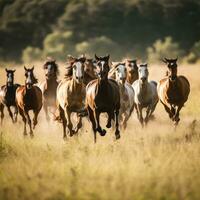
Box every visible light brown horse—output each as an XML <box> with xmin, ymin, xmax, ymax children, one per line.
<box><xmin>125</xmin><ymin>59</ymin><xmax>138</xmax><ymax>84</ymax></box>
<box><xmin>56</xmin><ymin>56</ymin><xmax>86</xmax><ymax>138</ymax></box>
<box><xmin>38</xmin><ymin>58</ymin><xmax>59</xmax><ymax>122</ymax></box>
<box><xmin>86</xmin><ymin>54</ymin><xmax>120</xmax><ymax>143</ymax></box>
<box><xmin>16</xmin><ymin>67</ymin><xmax>42</xmax><ymax>137</ymax></box>
<box><xmin>0</xmin><ymin>69</ymin><xmax>20</xmax><ymax>124</ymax></box>
<box><xmin>157</xmin><ymin>58</ymin><xmax>190</xmax><ymax>125</ymax></box>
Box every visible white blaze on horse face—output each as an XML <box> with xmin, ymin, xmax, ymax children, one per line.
<box><xmin>117</xmin><ymin>64</ymin><xmax>126</xmax><ymax>80</ymax></box>
<box><xmin>75</xmin><ymin>62</ymin><xmax>83</xmax><ymax>78</ymax></box>
<box><xmin>101</xmin><ymin>61</ymin><xmax>105</xmax><ymax>71</ymax></box>
<box><xmin>7</xmin><ymin>73</ymin><xmax>13</xmax><ymax>83</ymax></box>
<box><xmin>26</xmin><ymin>71</ymin><xmax>32</xmax><ymax>84</ymax></box>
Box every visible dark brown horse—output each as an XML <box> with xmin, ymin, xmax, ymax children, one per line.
<box><xmin>38</xmin><ymin>58</ymin><xmax>59</xmax><ymax>122</ymax></box>
<box><xmin>125</xmin><ymin>59</ymin><xmax>138</xmax><ymax>84</ymax></box>
<box><xmin>157</xmin><ymin>58</ymin><xmax>190</xmax><ymax>125</ymax></box>
<box><xmin>0</xmin><ymin>69</ymin><xmax>20</xmax><ymax>124</ymax></box>
<box><xmin>56</xmin><ymin>56</ymin><xmax>86</xmax><ymax>138</ymax></box>
<box><xmin>85</xmin><ymin>54</ymin><xmax>120</xmax><ymax>143</ymax></box>
<box><xmin>83</xmin><ymin>58</ymin><xmax>97</xmax><ymax>85</ymax></box>
<box><xmin>16</xmin><ymin>67</ymin><xmax>42</xmax><ymax>137</ymax></box>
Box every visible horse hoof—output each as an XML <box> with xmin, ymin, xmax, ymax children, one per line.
<box><xmin>106</xmin><ymin>123</ymin><xmax>111</xmax><ymax>128</ymax></box>
<box><xmin>63</xmin><ymin>136</ymin><xmax>67</xmax><ymax>140</ymax></box>
<box><xmin>115</xmin><ymin>132</ymin><xmax>120</xmax><ymax>140</ymax></box>
<box><xmin>69</xmin><ymin>130</ymin><xmax>75</xmax><ymax>137</ymax></box>
<box><xmin>100</xmin><ymin>129</ymin><xmax>106</xmax><ymax>136</ymax></box>
<box><xmin>30</xmin><ymin>134</ymin><xmax>34</xmax><ymax>138</ymax></box>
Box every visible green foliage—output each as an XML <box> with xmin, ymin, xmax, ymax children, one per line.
<box><xmin>147</xmin><ymin>37</ymin><xmax>185</xmax><ymax>62</ymax></box>
<box><xmin>76</xmin><ymin>36</ymin><xmax>122</xmax><ymax>59</ymax></box>
<box><xmin>184</xmin><ymin>41</ymin><xmax>200</xmax><ymax>63</ymax></box>
<box><xmin>43</xmin><ymin>31</ymin><xmax>76</xmax><ymax>61</ymax></box>
<box><xmin>22</xmin><ymin>46</ymin><xmax>42</xmax><ymax>63</ymax></box>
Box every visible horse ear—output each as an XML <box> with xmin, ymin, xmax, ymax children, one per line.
<box><xmin>31</xmin><ymin>66</ymin><xmax>34</xmax><ymax>71</ymax></box>
<box><xmin>95</xmin><ymin>54</ymin><xmax>99</xmax><ymax>61</ymax></box>
<box><xmin>105</xmin><ymin>54</ymin><xmax>110</xmax><ymax>61</ymax></box>
<box><xmin>24</xmin><ymin>66</ymin><xmax>27</xmax><ymax>71</ymax></box>
<box><xmin>12</xmin><ymin>69</ymin><xmax>16</xmax><ymax>72</ymax></box>
<box><xmin>5</xmin><ymin>68</ymin><xmax>8</xmax><ymax>72</ymax></box>
<box><xmin>175</xmin><ymin>57</ymin><xmax>178</xmax><ymax>62</ymax></box>
<box><xmin>162</xmin><ymin>58</ymin><xmax>167</xmax><ymax>64</ymax></box>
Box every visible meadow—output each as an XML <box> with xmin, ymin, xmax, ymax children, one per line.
<box><xmin>0</xmin><ymin>62</ymin><xmax>200</xmax><ymax>200</ymax></box>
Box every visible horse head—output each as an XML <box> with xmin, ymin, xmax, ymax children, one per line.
<box><xmin>5</xmin><ymin>68</ymin><xmax>15</xmax><ymax>87</ymax></box>
<box><xmin>67</xmin><ymin>55</ymin><xmax>86</xmax><ymax>84</ymax></box>
<box><xmin>162</xmin><ymin>57</ymin><xmax>178</xmax><ymax>81</ymax></box>
<box><xmin>138</xmin><ymin>63</ymin><xmax>149</xmax><ymax>84</ymax></box>
<box><xmin>43</xmin><ymin>57</ymin><xmax>59</xmax><ymax>79</ymax></box>
<box><xmin>24</xmin><ymin>66</ymin><xmax>38</xmax><ymax>89</ymax></box>
<box><xmin>94</xmin><ymin>54</ymin><xmax>110</xmax><ymax>80</ymax></box>
<box><xmin>112</xmin><ymin>62</ymin><xmax>127</xmax><ymax>84</ymax></box>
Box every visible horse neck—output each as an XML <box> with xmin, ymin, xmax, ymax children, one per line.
<box><xmin>71</xmin><ymin>78</ymin><xmax>84</xmax><ymax>91</ymax></box>
<box><xmin>46</xmin><ymin>76</ymin><xmax>57</xmax><ymax>87</ymax></box>
<box><xmin>168</xmin><ymin>78</ymin><xmax>178</xmax><ymax>90</ymax></box>
<box><xmin>118</xmin><ymin>81</ymin><xmax>126</xmax><ymax>96</ymax></box>
<box><xmin>139</xmin><ymin>81</ymin><xmax>148</xmax><ymax>97</ymax></box>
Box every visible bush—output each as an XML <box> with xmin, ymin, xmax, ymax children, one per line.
<box><xmin>22</xmin><ymin>46</ymin><xmax>42</xmax><ymax>63</ymax></box>
<box><xmin>76</xmin><ymin>36</ymin><xmax>122</xmax><ymax>59</ymax></box>
<box><xmin>43</xmin><ymin>31</ymin><xmax>76</xmax><ymax>61</ymax></box>
<box><xmin>147</xmin><ymin>36</ymin><xmax>185</xmax><ymax>63</ymax></box>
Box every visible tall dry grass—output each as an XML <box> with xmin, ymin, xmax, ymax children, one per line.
<box><xmin>0</xmin><ymin>62</ymin><xmax>200</xmax><ymax>200</ymax></box>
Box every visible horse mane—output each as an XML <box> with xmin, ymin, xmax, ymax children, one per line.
<box><xmin>64</xmin><ymin>62</ymin><xmax>73</xmax><ymax>79</ymax></box>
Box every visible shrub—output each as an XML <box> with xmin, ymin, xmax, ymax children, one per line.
<box><xmin>22</xmin><ymin>46</ymin><xmax>42</xmax><ymax>63</ymax></box>
<box><xmin>147</xmin><ymin>36</ymin><xmax>185</xmax><ymax>63</ymax></box>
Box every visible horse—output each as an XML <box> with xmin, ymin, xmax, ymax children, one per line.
<box><xmin>109</xmin><ymin>62</ymin><xmax>135</xmax><ymax>129</ymax></box>
<box><xmin>132</xmin><ymin>63</ymin><xmax>158</xmax><ymax>127</ymax></box>
<box><xmin>16</xmin><ymin>67</ymin><xmax>42</xmax><ymax>137</ymax></box>
<box><xmin>38</xmin><ymin>58</ymin><xmax>59</xmax><ymax>122</ymax></box>
<box><xmin>125</xmin><ymin>59</ymin><xmax>138</xmax><ymax>84</ymax></box>
<box><xmin>83</xmin><ymin>58</ymin><xmax>97</xmax><ymax>85</ymax></box>
<box><xmin>157</xmin><ymin>58</ymin><xmax>190</xmax><ymax>125</ymax></box>
<box><xmin>0</xmin><ymin>69</ymin><xmax>20</xmax><ymax>124</ymax></box>
<box><xmin>56</xmin><ymin>55</ymin><xmax>86</xmax><ymax>138</ymax></box>
<box><xmin>85</xmin><ymin>54</ymin><xmax>120</xmax><ymax>143</ymax></box>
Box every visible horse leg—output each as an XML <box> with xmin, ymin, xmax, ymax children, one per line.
<box><xmin>137</xmin><ymin>104</ymin><xmax>144</xmax><ymax>127</ymax></box>
<box><xmin>94</xmin><ymin>109</ymin><xmax>106</xmax><ymax>136</ymax></box>
<box><xmin>58</xmin><ymin>105</ymin><xmax>67</xmax><ymax>139</ymax></box>
<box><xmin>144</xmin><ymin>106</ymin><xmax>151</xmax><ymax>125</ymax></box>
<box><xmin>24</xmin><ymin>111</ymin><xmax>33</xmax><ymax>138</ymax></box>
<box><xmin>18</xmin><ymin>108</ymin><xmax>27</xmax><ymax>136</ymax></box>
<box><xmin>0</xmin><ymin>104</ymin><xmax>4</xmax><ymax>125</ymax></box>
<box><xmin>13</xmin><ymin>106</ymin><xmax>18</xmax><ymax>123</ymax></box>
<box><xmin>106</xmin><ymin>111</ymin><xmax>114</xmax><ymax>128</ymax></box>
<box><xmin>43</xmin><ymin>103</ymin><xmax>50</xmax><ymax>122</ymax></box>
<box><xmin>33</xmin><ymin>110</ymin><xmax>39</xmax><ymax>129</ymax></box>
<box><xmin>114</xmin><ymin>109</ymin><xmax>120</xmax><ymax>140</ymax></box>
<box><xmin>65</xmin><ymin>108</ymin><xmax>74</xmax><ymax>137</ymax></box>
<box><xmin>74</xmin><ymin>114</ymin><xmax>82</xmax><ymax>134</ymax></box>
<box><xmin>7</xmin><ymin>106</ymin><xmax>14</xmax><ymax>123</ymax></box>
<box><xmin>161</xmin><ymin>102</ymin><xmax>173</xmax><ymax>119</ymax></box>
<box><xmin>87</xmin><ymin>107</ymin><xmax>97</xmax><ymax>143</ymax></box>
<box><xmin>173</xmin><ymin>104</ymin><xmax>183</xmax><ymax>126</ymax></box>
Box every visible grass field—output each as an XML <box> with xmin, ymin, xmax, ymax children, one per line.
<box><xmin>0</xmin><ymin>62</ymin><xmax>200</xmax><ymax>200</ymax></box>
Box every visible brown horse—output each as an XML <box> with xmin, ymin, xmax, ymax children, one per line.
<box><xmin>0</xmin><ymin>69</ymin><xmax>20</xmax><ymax>124</ymax></box>
<box><xmin>125</xmin><ymin>59</ymin><xmax>138</xmax><ymax>84</ymax></box>
<box><xmin>83</xmin><ymin>58</ymin><xmax>97</xmax><ymax>85</ymax></box>
<box><xmin>85</xmin><ymin>54</ymin><xmax>120</xmax><ymax>143</ymax></box>
<box><xmin>157</xmin><ymin>58</ymin><xmax>190</xmax><ymax>125</ymax></box>
<box><xmin>56</xmin><ymin>56</ymin><xmax>86</xmax><ymax>138</ymax></box>
<box><xmin>16</xmin><ymin>67</ymin><xmax>42</xmax><ymax>137</ymax></box>
<box><xmin>38</xmin><ymin>58</ymin><xmax>59</xmax><ymax>122</ymax></box>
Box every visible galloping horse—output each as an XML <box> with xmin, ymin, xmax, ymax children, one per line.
<box><xmin>0</xmin><ymin>69</ymin><xmax>20</xmax><ymax>124</ymax></box>
<box><xmin>38</xmin><ymin>58</ymin><xmax>59</xmax><ymax>122</ymax></box>
<box><xmin>132</xmin><ymin>63</ymin><xmax>158</xmax><ymax>127</ymax></box>
<box><xmin>83</xmin><ymin>58</ymin><xmax>97</xmax><ymax>85</ymax></box>
<box><xmin>86</xmin><ymin>54</ymin><xmax>120</xmax><ymax>143</ymax></box>
<box><xmin>56</xmin><ymin>56</ymin><xmax>86</xmax><ymax>138</ymax></box>
<box><xmin>157</xmin><ymin>58</ymin><xmax>190</xmax><ymax>125</ymax></box>
<box><xmin>125</xmin><ymin>59</ymin><xmax>138</xmax><ymax>84</ymax></box>
<box><xmin>16</xmin><ymin>67</ymin><xmax>42</xmax><ymax>137</ymax></box>
<box><xmin>110</xmin><ymin>62</ymin><xmax>135</xmax><ymax>129</ymax></box>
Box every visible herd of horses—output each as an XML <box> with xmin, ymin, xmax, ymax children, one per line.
<box><xmin>0</xmin><ymin>55</ymin><xmax>190</xmax><ymax>142</ymax></box>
